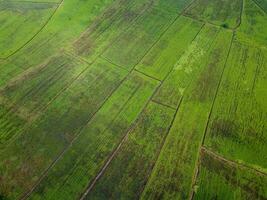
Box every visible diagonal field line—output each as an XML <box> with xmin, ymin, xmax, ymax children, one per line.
<box><xmin>133</xmin><ymin>68</ymin><xmax>163</xmax><ymax>83</ymax></box>
<box><xmin>1</xmin><ymin>0</ymin><xmax>64</xmax><ymax>60</ymax></box>
<box><xmin>189</xmin><ymin>31</ymin><xmax>235</xmax><ymax>200</ymax></box>
<box><xmin>151</xmin><ymin>99</ymin><xmax>176</xmax><ymax>110</ymax></box>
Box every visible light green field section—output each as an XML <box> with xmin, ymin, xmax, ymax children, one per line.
<box><xmin>0</xmin><ymin>58</ymin><xmax>128</xmax><ymax>199</ymax></box>
<box><xmin>102</xmin><ymin>7</ymin><xmax>176</xmax><ymax>69</ymax></box>
<box><xmin>184</xmin><ymin>0</ymin><xmax>242</xmax><ymax>28</ymax></box>
<box><xmin>141</xmin><ymin>29</ymin><xmax>233</xmax><ymax>200</ymax></box>
<box><xmin>193</xmin><ymin>148</ymin><xmax>267</xmax><ymax>199</ymax></box>
<box><xmin>135</xmin><ymin>16</ymin><xmax>203</xmax><ymax>80</ymax></box>
<box><xmin>0</xmin><ymin>1</ymin><xmax>58</xmax><ymax>58</ymax></box>
<box><xmin>237</xmin><ymin>0</ymin><xmax>267</xmax><ymax>48</ymax></box>
<box><xmin>86</xmin><ymin>102</ymin><xmax>175</xmax><ymax>199</ymax></box>
<box><xmin>204</xmin><ymin>41</ymin><xmax>267</xmax><ymax>172</ymax></box>
<box><xmin>28</xmin><ymin>72</ymin><xmax>159</xmax><ymax>200</ymax></box>
<box><xmin>153</xmin><ymin>24</ymin><xmax>219</xmax><ymax>108</ymax></box>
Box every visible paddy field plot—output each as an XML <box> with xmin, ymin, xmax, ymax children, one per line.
<box><xmin>0</xmin><ymin>0</ymin><xmax>266</xmax><ymax>199</ymax></box>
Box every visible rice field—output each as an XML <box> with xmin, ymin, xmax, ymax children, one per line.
<box><xmin>0</xmin><ymin>0</ymin><xmax>266</xmax><ymax>199</ymax></box>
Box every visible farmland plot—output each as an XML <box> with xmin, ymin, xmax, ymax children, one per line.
<box><xmin>102</xmin><ymin>6</ymin><xmax>176</xmax><ymax>69</ymax></box>
<box><xmin>0</xmin><ymin>0</ymin><xmax>115</xmax><ymax>87</ymax></box>
<box><xmin>141</xmin><ymin>29</ymin><xmax>233</xmax><ymax>200</ymax></box>
<box><xmin>27</xmin><ymin>72</ymin><xmax>159</xmax><ymax>200</ymax></box>
<box><xmin>0</xmin><ymin>58</ymin><xmax>128</xmax><ymax>199</ymax></box>
<box><xmin>204</xmin><ymin>42</ymin><xmax>267</xmax><ymax>171</ymax></box>
<box><xmin>184</xmin><ymin>0</ymin><xmax>242</xmax><ymax>28</ymax></box>
<box><xmin>0</xmin><ymin>1</ymin><xmax>58</xmax><ymax>58</ymax></box>
<box><xmin>0</xmin><ymin>54</ymin><xmax>89</xmax><ymax>147</ymax></box>
<box><xmin>153</xmin><ymin>24</ymin><xmax>219</xmax><ymax>108</ymax></box>
<box><xmin>193</xmin><ymin>148</ymin><xmax>267</xmax><ymax>199</ymax></box>
<box><xmin>237</xmin><ymin>0</ymin><xmax>267</xmax><ymax>48</ymax></box>
<box><xmin>72</xmin><ymin>0</ymin><xmax>154</xmax><ymax>63</ymax></box>
<box><xmin>86</xmin><ymin>102</ymin><xmax>175</xmax><ymax>200</ymax></box>
<box><xmin>135</xmin><ymin>16</ymin><xmax>203</xmax><ymax>80</ymax></box>
<box><xmin>0</xmin><ymin>0</ymin><xmax>266</xmax><ymax>199</ymax></box>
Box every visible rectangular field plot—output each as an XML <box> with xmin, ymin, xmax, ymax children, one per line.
<box><xmin>193</xmin><ymin>148</ymin><xmax>267</xmax><ymax>199</ymax></box>
<box><xmin>0</xmin><ymin>54</ymin><xmax>89</xmax><ymax>147</ymax></box>
<box><xmin>204</xmin><ymin>41</ymin><xmax>267</xmax><ymax>172</ymax></box>
<box><xmin>237</xmin><ymin>0</ymin><xmax>267</xmax><ymax>47</ymax></box>
<box><xmin>135</xmin><ymin>16</ymin><xmax>203</xmax><ymax>80</ymax></box>
<box><xmin>153</xmin><ymin>24</ymin><xmax>219</xmax><ymax>108</ymax></box>
<box><xmin>27</xmin><ymin>71</ymin><xmax>159</xmax><ymax>200</ymax></box>
<box><xmin>184</xmin><ymin>0</ymin><xmax>242</xmax><ymax>28</ymax></box>
<box><xmin>72</xmin><ymin>0</ymin><xmax>152</xmax><ymax>63</ymax></box>
<box><xmin>0</xmin><ymin>1</ymin><xmax>58</xmax><ymax>58</ymax></box>
<box><xmin>86</xmin><ymin>101</ymin><xmax>175</xmax><ymax>200</ymax></box>
<box><xmin>0</xmin><ymin>58</ymin><xmax>128</xmax><ymax>200</ymax></box>
<box><xmin>141</xmin><ymin>29</ymin><xmax>233</xmax><ymax>200</ymax></box>
<box><xmin>102</xmin><ymin>7</ymin><xmax>176</xmax><ymax>69</ymax></box>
